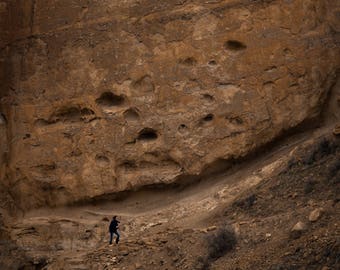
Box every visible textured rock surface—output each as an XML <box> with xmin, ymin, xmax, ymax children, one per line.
<box><xmin>0</xmin><ymin>0</ymin><xmax>339</xmax><ymax>209</ymax></box>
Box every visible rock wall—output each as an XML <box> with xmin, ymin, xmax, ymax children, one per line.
<box><xmin>0</xmin><ymin>0</ymin><xmax>339</xmax><ymax>210</ymax></box>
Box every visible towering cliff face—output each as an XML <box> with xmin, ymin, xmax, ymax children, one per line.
<box><xmin>0</xmin><ymin>0</ymin><xmax>339</xmax><ymax>210</ymax></box>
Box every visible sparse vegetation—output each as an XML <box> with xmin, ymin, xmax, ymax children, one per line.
<box><xmin>233</xmin><ymin>194</ymin><xmax>256</xmax><ymax>210</ymax></box>
<box><xmin>207</xmin><ymin>227</ymin><xmax>237</xmax><ymax>260</ymax></box>
<box><xmin>196</xmin><ymin>226</ymin><xmax>237</xmax><ymax>269</ymax></box>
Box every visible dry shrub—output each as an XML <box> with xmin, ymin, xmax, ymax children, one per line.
<box><xmin>196</xmin><ymin>226</ymin><xmax>237</xmax><ymax>270</ymax></box>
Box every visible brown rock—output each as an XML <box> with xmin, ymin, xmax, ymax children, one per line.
<box><xmin>290</xmin><ymin>221</ymin><xmax>307</xmax><ymax>239</ymax></box>
<box><xmin>309</xmin><ymin>208</ymin><xmax>323</xmax><ymax>222</ymax></box>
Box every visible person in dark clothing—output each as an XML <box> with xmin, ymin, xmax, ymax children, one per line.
<box><xmin>109</xmin><ymin>216</ymin><xmax>120</xmax><ymax>244</ymax></box>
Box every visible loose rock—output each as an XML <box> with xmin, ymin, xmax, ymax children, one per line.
<box><xmin>309</xmin><ymin>208</ymin><xmax>323</xmax><ymax>222</ymax></box>
<box><xmin>290</xmin><ymin>221</ymin><xmax>307</xmax><ymax>239</ymax></box>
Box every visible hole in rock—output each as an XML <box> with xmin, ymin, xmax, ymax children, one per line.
<box><xmin>81</xmin><ymin>108</ymin><xmax>95</xmax><ymax>115</ymax></box>
<box><xmin>0</xmin><ymin>113</ymin><xmax>7</xmax><ymax>125</ymax></box>
<box><xmin>137</xmin><ymin>128</ymin><xmax>158</xmax><ymax>141</ymax></box>
<box><xmin>202</xmin><ymin>114</ymin><xmax>214</xmax><ymax>122</ymax></box>
<box><xmin>34</xmin><ymin>119</ymin><xmax>51</xmax><ymax>127</ymax></box>
<box><xmin>224</xmin><ymin>40</ymin><xmax>247</xmax><ymax>51</ymax></box>
<box><xmin>23</xmin><ymin>133</ymin><xmax>31</xmax><ymax>139</ymax></box>
<box><xmin>202</xmin><ymin>94</ymin><xmax>214</xmax><ymax>102</ymax></box>
<box><xmin>124</xmin><ymin>108</ymin><xmax>140</xmax><ymax>121</ymax></box>
<box><xmin>54</xmin><ymin>106</ymin><xmax>82</xmax><ymax>122</ymax></box>
<box><xmin>178</xmin><ymin>124</ymin><xmax>188</xmax><ymax>133</ymax></box>
<box><xmin>179</xmin><ymin>57</ymin><xmax>197</xmax><ymax>66</ymax></box>
<box><xmin>120</xmin><ymin>160</ymin><xmax>137</xmax><ymax>169</ymax></box>
<box><xmin>95</xmin><ymin>154</ymin><xmax>110</xmax><ymax>166</ymax></box>
<box><xmin>283</xmin><ymin>48</ymin><xmax>292</xmax><ymax>55</ymax></box>
<box><xmin>208</xmin><ymin>60</ymin><xmax>217</xmax><ymax>66</ymax></box>
<box><xmin>96</xmin><ymin>92</ymin><xmax>124</xmax><ymax>106</ymax></box>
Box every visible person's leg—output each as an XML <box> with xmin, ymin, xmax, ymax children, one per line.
<box><xmin>109</xmin><ymin>232</ymin><xmax>113</xmax><ymax>244</ymax></box>
<box><xmin>115</xmin><ymin>230</ymin><xmax>120</xmax><ymax>244</ymax></box>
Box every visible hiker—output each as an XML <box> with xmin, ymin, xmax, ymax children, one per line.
<box><xmin>109</xmin><ymin>216</ymin><xmax>120</xmax><ymax>244</ymax></box>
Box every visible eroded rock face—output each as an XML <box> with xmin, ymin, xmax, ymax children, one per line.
<box><xmin>0</xmin><ymin>0</ymin><xmax>339</xmax><ymax>209</ymax></box>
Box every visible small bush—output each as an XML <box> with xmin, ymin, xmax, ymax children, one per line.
<box><xmin>303</xmin><ymin>138</ymin><xmax>338</xmax><ymax>165</ymax></box>
<box><xmin>207</xmin><ymin>227</ymin><xmax>237</xmax><ymax>260</ymax></box>
<box><xmin>195</xmin><ymin>226</ymin><xmax>237</xmax><ymax>270</ymax></box>
<box><xmin>233</xmin><ymin>194</ymin><xmax>256</xmax><ymax>210</ymax></box>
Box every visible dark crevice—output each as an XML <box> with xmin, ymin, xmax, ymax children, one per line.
<box><xmin>320</xmin><ymin>71</ymin><xmax>339</xmax><ymax>124</ymax></box>
<box><xmin>34</xmin><ymin>106</ymin><xmax>96</xmax><ymax>126</ymax></box>
<box><xmin>23</xmin><ymin>133</ymin><xmax>31</xmax><ymax>140</ymax></box>
<box><xmin>96</xmin><ymin>92</ymin><xmax>124</xmax><ymax>106</ymax></box>
<box><xmin>54</xmin><ymin>106</ymin><xmax>82</xmax><ymax>120</ymax></box>
<box><xmin>202</xmin><ymin>114</ymin><xmax>214</xmax><ymax>122</ymax></box>
<box><xmin>0</xmin><ymin>113</ymin><xmax>7</xmax><ymax>125</ymax></box>
<box><xmin>81</xmin><ymin>108</ymin><xmax>95</xmax><ymax>115</ymax></box>
<box><xmin>224</xmin><ymin>40</ymin><xmax>247</xmax><ymax>51</ymax></box>
<box><xmin>137</xmin><ymin>128</ymin><xmax>158</xmax><ymax>141</ymax></box>
<box><xmin>178</xmin><ymin>124</ymin><xmax>188</xmax><ymax>133</ymax></box>
<box><xmin>202</xmin><ymin>94</ymin><xmax>214</xmax><ymax>102</ymax></box>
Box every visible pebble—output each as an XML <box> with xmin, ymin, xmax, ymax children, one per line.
<box><xmin>290</xmin><ymin>221</ymin><xmax>307</xmax><ymax>239</ymax></box>
<box><xmin>309</xmin><ymin>208</ymin><xmax>323</xmax><ymax>222</ymax></box>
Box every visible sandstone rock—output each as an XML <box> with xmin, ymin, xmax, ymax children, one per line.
<box><xmin>0</xmin><ymin>0</ymin><xmax>339</xmax><ymax>212</ymax></box>
<box><xmin>309</xmin><ymin>208</ymin><xmax>323</xmax><ymax>222</ymax></box>
<box><xmin>290</xmin><ymin>221</ymin><xmax>307</xmax><ymax>239</ymax></box>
